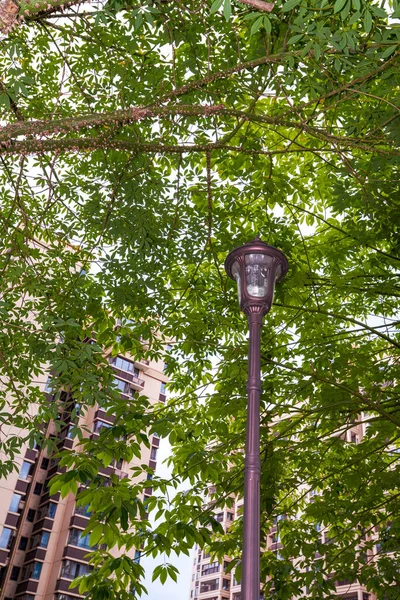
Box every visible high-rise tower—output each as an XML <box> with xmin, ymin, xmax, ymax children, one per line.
<box><xmin>0</xmin><ymin>345</ymin><xmax>167</xmax><ymax>600</ymax></box>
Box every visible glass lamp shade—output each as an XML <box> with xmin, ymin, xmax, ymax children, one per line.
<box><xmin>225</xmin><ymin>238</ymin><xmax>288</xmax><ymax>315</ymax></box>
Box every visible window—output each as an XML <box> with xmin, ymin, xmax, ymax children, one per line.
<box><xmin>273</xmin><ymin>514</ymin><xmax>285</xmax><ymax>525</ymax></box>
<box><xmin>202</xmin><ymin>561</ymin><xmax>220</xmax><ymax>576</ymax></box>
<box><xmin>200</xmin><ymin>579</ymin><xmax>219</xmax><ymax>593</ymax></box>
<box><xmin>226</xmin><ymin>512</ymin><xmax>234</xmax><ymax>521</ymax></box>
<box><xmin>93</xmin><ymin>420</ymin><xmax>112</xmax><ymax>434</ymax></box>
<box><xmin>68</xmin><ymin>528</ymin><xmax>94</xmax><ymax>550</ymax></box>
<box><xmin>134</xmin><ymin>550</ymin><xmax>141</xmax><ymax>564</ymax></box>
<box><xmin>222</xmin><ymin>578</ymin><xmax>230</xmax><ymax>591</ymax></box>
<box><xmin>0</xmin><ymin>527</ymin><xmax>13</xmax><ymax>549</ymax></box>
<box><xmin>34</xmin><ymin>482</ymin><xmax>43</xmax><ymax>495</ymax></box>
<box><xmin>31</xmin><ymin>531</ymin><xmax>51</xmax><ymax>549</ymax></box>
<box><xmin>26</xmin><ymin>509</ymin><xmax>35</xmax><ymax>522</ymax></box>
<box><xmin>19</xmin><ymin>537</ymin><xmax>28</xmax><ymax>551</ymax></box>
<box><xmin>60</xmin><ymin>559</ymin><xmax>91</xmax><ymax>580</ymax></box>
<box><xmin>30</xmin><ymin>535</ymin><xmax>41</xmax><ymax>549</ymax></box>
<box><xmin>113</xmin><ymin>458</ymin><xmax>123</xmax><ymax>470</ymax></box>
<box><xmin>150</xmin><ymin>447</ymin><xmax>158</xmax><ymax>460</ymax></box>
<box><xmin>33</xmin><ymin>561</ymin><xmax>43</xmax><ymax>579</ymax></box>
<box><xmin>351</xmin><ymin>433</ymin><xmax>359</xmax><ymax>444</ymax></box>
<box><xmin>160</xmin><ymin>382</ymin><xmax>166</xmax><ymax>395</ymax></box>
<box><xmin>271</xmin><ymin>532</ymin><xmax>280</xmax><ymax>544</ymax></box>
<box><xmin>113</xmin><ymin>378</ymin><xmax>130</xmax><ymax>395</ymax></box>
<box><xmin>215</xmin><ymin>512</ymin><xmax>224</xmax><ymax>522</ymax></box>
<box><xmin>65</xmin><ymin>424</ymin><xmax>75</xmax><ymax>439</ymax></box>
<box><xmin>75</xmin><ymin>504</ymin><xmax>91</xmax><ymax>517</ymax></box>
<box><xmin>19</xmin><ymin>461</ymin><xmax>34</xmax><ymax>480</ymax></box>
<box><xmin>37</xmin><ymin>502</ymin><xmax>57</xmax><ymax>521</ymax></box>
<box><xmin>10</xmin><ymin>566</ymin><xmax>20</xmax><ymax>581</ymax></box>
<box><xmin>112</xmin><ymin>356</ymin><xmax>135</xmax><ymax>373</ymax></box>
<box><xmin>41</xmin><ymin>458</ymin><xmax>49</xmax><ymax>469</ymax></box>
<box><xmin>21</xmin><ymin>561</ymin><xmax>42</xmax><ymax>581</ymax></box>
<box><xmin>40</xmin><ymin>531</ymin><xmax>50</xmax><ymax>548</ymax></box>
<box><xmin>9</xmin><ymin>493</ymin><xmax>22</xmax><ymax>513</ymax></box>
<box><xmin>44</xmin><ymin>377</ymin><xmax>53</xmax><ymax>393</ymax></box>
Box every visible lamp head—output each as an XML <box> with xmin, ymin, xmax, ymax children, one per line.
<box><xmin>225</xmin><ymin>237</ymin><xmax>288</xmax><ymax>317</ymax></box>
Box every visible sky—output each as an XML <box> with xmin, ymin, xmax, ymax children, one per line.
<box><xmin>141</xmin><ymin>436</ymin><xmax>193</xmax><ymax>600</ymax></box>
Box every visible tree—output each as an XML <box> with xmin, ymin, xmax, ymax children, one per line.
<box><xmin>0</xmin><ymin>0</ymin><xmax>399</xmax><ymax>597</ymax></box>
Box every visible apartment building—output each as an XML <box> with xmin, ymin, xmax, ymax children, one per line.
<box><xmin>0</xmin><ymin>343</ymin><xmax>168</xmax><ymax>600</ymax></box>
<box><xmin>189</xmin><ymin>419</ymin><xmax>381</xmax><ymax>600</ymax></box>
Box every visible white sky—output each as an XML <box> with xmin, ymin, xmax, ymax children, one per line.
<box><xmin>142</xmin><ymin>436</ymin><xmax>193</xmax><ymax>600</ymax></box>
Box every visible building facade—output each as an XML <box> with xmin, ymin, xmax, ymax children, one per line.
<box><xmin>0</xmin><ymin>345</ymin><xmax>167</xmax><ymax>600</ymax></box>
<box><xmin>189</xmin><ymin>420</ymin><xmax>380</xmax><ymax>600</ymax></box>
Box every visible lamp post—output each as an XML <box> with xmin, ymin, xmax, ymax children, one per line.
<box><xmin>225</xmin><ymin>237</ymin><xmax>288</xmax><ymax>600</ymax></box>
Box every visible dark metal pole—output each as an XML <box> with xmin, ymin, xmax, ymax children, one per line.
<box><xmin>242</xmin><ymin>310</ymin><xmax>262</xmax><ymax>600</ymax></box>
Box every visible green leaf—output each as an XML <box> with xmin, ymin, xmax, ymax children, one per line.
<box><xmin>250</xmin><ymin>15</ymin><xmax>263</xmax><ymax>34</ymax></box>
<box><xmin>349</xmin><ymin>11</ymin><xmax>360</xmax><ymax>24</ymax></box>
<box><xmin>370</xmin><ymin>5</ymin><xmax>387</xmax><ymax>18</ymax></box>
<box><xmin>223</xmin><ymin>0</ymin><xmax>231</xmax><ymax>20</ymax></box>
<box><xmin>90</xmin><ymin>524</ymin><xmax>103</xmax><ymax>546</ymax></box>
<box><xmin>0</xmin><ymin>93</ymin><xmax>11</xmax><ymax>109</ymax></box>
<box><xmin>333</xmin><ymin>0</ymin><xmax>347</xmax><ymax>13</ymax></box>
<box><xmin>288</xmin><ymin>34</ymin><xmax>305</xmax><ymax>44</ymax></box>
<box><xmin>210</xmin><ymin>0</ymin><xmax>223</xmax><ymax>14</ymax></box>
<box><xmin>380</xmin><ymin>44</ymin><xmax>397</xmax><ymax>58</ymax></box>
<box><xmin>363</xmin><ymin>9</ymin><xmax>372</xmax><ymax>32</ymax></box>
<box><xmin>263</xmin><ymin>15</ymin><xmax>272</xmax><ymax>33</ymax></box>
<box><xmin>313</xmin><ymin>43</ymin><xmax>321</xmax><ymax>61</ymax></box>
<box><xmin>281</xmin><ymin>0</ymin><xmax>302</xmax><ymax>11</ymax></box>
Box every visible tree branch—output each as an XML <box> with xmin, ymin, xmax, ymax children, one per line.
<box><xmin>238</xmin><ymin>0</ymin><xmax>274</xmax><ymax>12</ymax></box>
<box><xmin>0</xmin><ymin>105</ymin><xmax>396</xmax><ymax>156</ymax></box>
<box><xmin>2</xmin><ymin>137</ymin><xmax>399</xmax><ymax>159</ymax></box>
<box><xmin>0</xmin><ymin>0</ymin><xmax>86</xmax><ymax>32</ymax></box>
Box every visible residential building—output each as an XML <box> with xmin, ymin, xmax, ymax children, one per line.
<box><xmin>0</xmin><ymin>343</ymin><xmax>168</xmax><ymax>600</ymax></box>
<box><xmin>189</xmin><ymin>419</ymin><xmax>381</xmax><ymax>600</ymax></box>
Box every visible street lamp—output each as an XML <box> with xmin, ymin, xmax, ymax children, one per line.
<box><xmin>225</xmin><ymin>237</ymin><xmax>288</xmax><ymax>600</ymax></box>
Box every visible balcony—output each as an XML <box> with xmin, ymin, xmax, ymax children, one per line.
<box><xmin>24</xmin><ymin>548</ymin><xmax>46</xmax><ymax>563</ymax></box>
<box><xmin>32</xmin><ymin>518</ymin><xmax>54</xmax><ymax>534</ymax></box>
<box><xmin>69</xmin><ymin>515</ymin><xmax>90</xmax><ymax>529</ymax></box>
<box><xmin>24</xmin><ymin>448</ymin><xmax>38</xmax><ymax>461</ymax></box>
<box><xmin>5</xmin><ymin>513</ymin><xmax>20</xmax><ymax>528</ymax></box>
<box><xmin>112</xmin><ymin>368</ymin><xmax>145</xmax><ymax>391</ymax></box>
<box><xmin>131</xmin><ymin>375</ymin><xmax>145</xmax><ymax>391</ymax></box>
<box><xmin>63</xmin><ymin>545</ymin><xmax>91</xmax><ymax>562</ymax></box>
<box><xmin>39</xmin><ymin>491</ymin><xmax>60</xmax><ymax>506</ymax></box>
<box><xmin>94</xmin><ymin>409</ymin><xmax>115</xmax><ymax>424</ymax></box>
<box><xmin>55</xmin><ymin>578</ymin><xmax>81</xmax><ymax>594</ymax></box>
<box><xmin>134</xmin><ymin>357</ymin><xmax>150</xmax><ymax>371</ymax></box>
<box><xmin>15</xmin><ymin>580</ymin><xmax>39</xmax><ymax>595</ymax></box>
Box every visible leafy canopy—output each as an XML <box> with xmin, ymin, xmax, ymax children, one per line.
<box><xmin>0</xmin><ymin>0</ymin><xmax>399</xmax><ymax>597</ymax></box>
